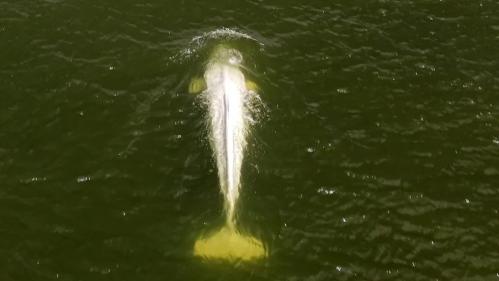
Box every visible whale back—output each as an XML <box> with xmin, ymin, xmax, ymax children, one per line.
<box><xmin>203</xmin><ymin>48</ymin><xmax>248</xmax><ymax>224</ymax></box>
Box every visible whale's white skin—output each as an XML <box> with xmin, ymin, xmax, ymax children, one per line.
<box><xmin>193</xmin><ymin>46</ymin><xmax>266</xmax><ymax>260</ymax></box>
<box><xmin>202</xmin><ymin>47</ymin><xmax>249</xmax><ymax>226</ymax></box>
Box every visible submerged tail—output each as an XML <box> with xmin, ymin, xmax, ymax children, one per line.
<box><xmin>194</xmin><ymin>225</ymin><xmax>265</xmax><ymax>261</ymax></box>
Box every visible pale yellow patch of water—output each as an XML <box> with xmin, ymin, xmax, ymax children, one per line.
<box><xmin>194</xmin><ymin>226</ymin><xmax>266</xmax><ymax>261</ymax></box>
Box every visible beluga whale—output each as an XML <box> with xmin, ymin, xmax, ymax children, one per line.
<box><xmin>189</xmin><ymin>44</ymin><xmax>265</xmax><ymax>261</ymax></box>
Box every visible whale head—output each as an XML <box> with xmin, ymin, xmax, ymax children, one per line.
<box><xmin>209</xmin><ymin>45</ymin><xmax>243</xmax><ymax>66</ymax></box>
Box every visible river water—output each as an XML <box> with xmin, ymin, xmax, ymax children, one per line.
<box><xmin>1</xmin><ymin>0</ymin><xmax>499</xmax><ymax>280</ymax></box>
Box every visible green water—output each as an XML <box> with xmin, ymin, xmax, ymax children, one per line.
<box><xmin>1</xmin><ymin>0</ymin><xmax>499</xmax><ymax>280</ymax></box>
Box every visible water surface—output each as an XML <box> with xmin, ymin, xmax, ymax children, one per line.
<box><xmin>1</xmin><ymin>0</ymin><xmax>499</xmax><ymax>280</ymax></box>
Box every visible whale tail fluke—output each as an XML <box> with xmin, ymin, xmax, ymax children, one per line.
<box><xmin>194</xmin><ymin>225</ymin><xmax>266</xmax><ymax>261</ymax></box>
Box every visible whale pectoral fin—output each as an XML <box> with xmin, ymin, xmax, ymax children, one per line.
<box><xmin>245</xmin><ymin>80</ymin><xmax>259</xmax><ymax>93</ymax></box>
<box><xmin>188</xmin><ymin>77</ymin><xmax>206</xmax><ymax>94</ymax></box>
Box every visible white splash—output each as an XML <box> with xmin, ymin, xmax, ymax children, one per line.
<box><xmin>192</xmin><ymin>27</ymin><xmax>260</xmax><ymax>46</ymax></box>
<box><xmin>173</xmin><ymin>27</ymin><xmax>263</xmax><ymax>63</ymax></box>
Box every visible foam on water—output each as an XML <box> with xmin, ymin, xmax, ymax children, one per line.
<box><xmin>172</xmin><ymin>27</ymin><xmax>263</xmax><ymax>63</ymax></box>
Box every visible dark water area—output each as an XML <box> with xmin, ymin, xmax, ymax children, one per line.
<box><xmin>1</xmin><ymin>0</ymin><xmax>499</xmax><ymax>280</ymax></box>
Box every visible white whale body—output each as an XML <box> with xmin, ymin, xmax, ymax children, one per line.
<box><xmin>191</xmin><ymin>45</ymin><xmax>265</xmax><ymax>260</ymax></box>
